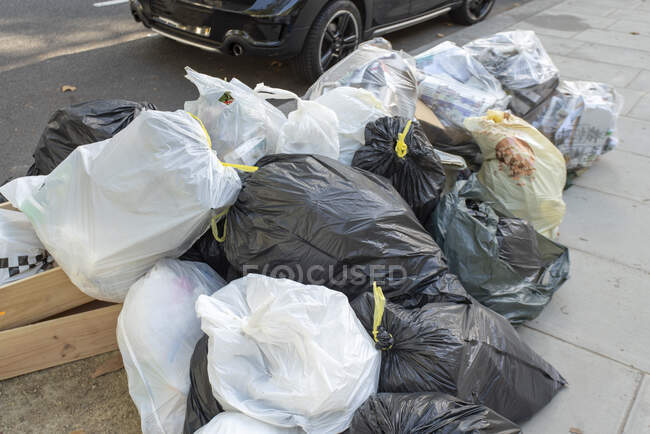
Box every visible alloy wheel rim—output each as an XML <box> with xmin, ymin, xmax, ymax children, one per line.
<box><xmin>467</xmin><ymin>0</ymin><xmax>493</xmax><ymax>20</ymax></box>
<box><xmin>319</xmin><ymin>10</ymin><xmax>359</xmax><ymax>72</ymax></box>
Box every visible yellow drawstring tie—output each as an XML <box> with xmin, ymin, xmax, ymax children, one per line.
<box><xmin>211</xmin><ymin>208</ymin><xmax>229</xmax><ymax>243</ymax></box>
<box><xmin>222</xmin><ymin>162</ymin><xmax>259</xmax><ymax>172</ymax></box>
<box><xmin>395</xmin><ymin>120</ymin><xmax>412</xmax><ymax>159</ymax></box>
<box><xmin>372</xmin><ymin>282</ymin><xmax>387</xmax><ymax>344</ymax></box>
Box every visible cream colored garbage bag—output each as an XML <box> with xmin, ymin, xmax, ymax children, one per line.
<box><xmin>464</xmin><ymin>110</ymin><xmax>566</xmax><ymax>238</ymax></box>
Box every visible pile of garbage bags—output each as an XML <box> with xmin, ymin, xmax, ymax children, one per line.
<box><xmin>2</xmin><ymin>28</ymin><xmax>630</xmax><ymax>433</ymax></box>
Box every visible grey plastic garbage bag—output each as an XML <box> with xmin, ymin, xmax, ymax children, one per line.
<box><xmin>464</xmin><ymin>30</ymin><xmax>559</xmax><ymax>117</ymax></box>
<box><xmin>304</xmin><ymin>38</ymin><xmax>419</xmax><ymax>120</ymax></box>
<box><xmin>223</xmin><ymin>154</ymin><xmax>469</xmax><ymax>307</ymax></box>
<box><xmin>350</xmin><ymin>393</ymin><xmax>521</xmax><ymax>434</ymax></box>
<box><xmin>28</xmin><ymin>99</ymin><xmax>155</xmax><ymax>176</ymax></box>
<box><xmin>526</xmin><ymin>80</ymin><xmax>623</xmax><ymax>173</ymax></box>
<box><xmin>427</xmin><ymin>175</ymin><xmax>570</xmax><ymax>324</ymax></box>
<box><xmin>352</xmin><ymin>116</ymin><xmax>446</xmax><ymax>222</ymax></box>
<box><xmin>351</xmin><ymin>290</ymin><xmax>567</xmax><ymax>423</ymax></box>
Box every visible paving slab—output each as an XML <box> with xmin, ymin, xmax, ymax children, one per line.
<box><xmin>547</xmin><ymin>3</ymin><xmax>618</xmax><ymax>18</ymax></box>
<box><xmin>575</xmin><ymin>29</ymin><xmax>650</xmax><ymax>53</ymax></box>
<box><xmin>624</xmin><ymin>375</ymin><xmax>650</xmax><ymax>433</ymax></box>
<box><xmin>559</xmin><ymin>186</ymin><xmax>650</xmax><ymax>271</ymax></box>
<box><xmin>514</xmin><ymin>20</ymin><xmax>583</xmax><ymax>39</ymax></box>
<box><xmin>534</xmin><ymin>34</ymin><xmax>587</xmax><ymax>56</ymax></box>
<box><xmin>520</xmin><ymin>328</ymin><xmax>642</xmax><ymax>434</ymax></box>
<box><xmin>626</xmin><ymin>69</ymin><xmax>650</xmax><ymax>92</ymax></box>
<box><xmin>617</xmin><ymin>116</ymin><xmax>650</xmax><ymax>156</ymax></box>
<box><xmin>628</xmin><ymin>93</ymin><xmax>650</xmax><ymax>122</ymax></box>
<box><xmin>608</xmin><ymin>18</ymin><xmax>650</xmax><ymax>37</ymax></box>
<box><xmin>572</xmin><ymin>150</ymin><xmax>650</xmax><ymax>202</ymax></box>
<box><xmin>528</xmin><ymin>249</ymin><xmax>650</xmax><ymax>373</ymax></box>
<box><xmin>567</xmin><ymin>42</ymin><xmax>650</xmax><ymax>71</ymax></box>
<box><xmin>549</xmin><ymin>54</ymin><xmax>641</xmax><ymax>88</ymax></box>
<box><xmin>616</xmin><ymin>87</ymin><xmax>646</xmax><ymax>116</ymax></box>
<box><xmin>608</xmin><ymin>8</ymin><xmax>650</xmax><ymax>23</ymax></box>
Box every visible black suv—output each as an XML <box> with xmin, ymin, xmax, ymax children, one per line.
<box><xmin>130</xmin><ymin>0</ymin><xmax>495</xmax><ymax>81</ymax></box>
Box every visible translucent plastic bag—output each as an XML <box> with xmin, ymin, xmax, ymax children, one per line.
<box><xmin>117</xmin><ymin>259</ymin><xmax>226</xmax><ymax>434</ymax></box>
<box><xmin>415</xmin><ymin>41</ymin><xmax>510</xmax><ymax>144</ymax></box>
<box><xmin>0</xmin><ymin>209</ymin><xmax>49</xmax><ymax>285</ymax></box>
<box><xmin>304</xmin><ymin>38</ymin><xmax>419</xmax><ymax>120</ymax></box>
<box><xmin>314</xmin><ymin>87</ymin><xmax>389</xmax><ymax>165</ymax></box>
<box><xmin>0</xmin><ymin>110</ymin><xmax>241</xmax><ymax>302</ymax></box>
<box><xmin>195</xmin><ymin>274</ymin><xmax>380</xmax><ymax>433</ymax></box>
<box><xmin>255</xmin><ymin>85</ymin><xmax>340</xmax><ymax>159</ymax></box>
<box><xmin>184</xmin><ymin>67</ymin><xmax>287</xmax><ymax>166</ymax></box>
<box><xmin>196</xmin><ymin>413</ymin><xmax>301</xmax><ymax>434</ymax></box>
<box><xmin>464</xmin><ymin>30</ymin><xmax>559</xmax><ymax>116</ymax></box>
<box><xmin>527</xmin><ymin>80</ymin><xmax>623</xmax><ymax>172</ymax></box>
<box><xmin>463</xmin><ymin>110</ymin><xmax>566</xmax><ymax>239</ymax></box>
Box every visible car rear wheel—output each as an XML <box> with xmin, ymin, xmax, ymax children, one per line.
<box><xmin>450</xmin><ymin>0</ymin><xmax>495</xmax><ymax>25</ymax></box>
<box><xmin>292</xmin><ymin>0</ymin><xmax>362</xmax><ymax>83</ymax></box>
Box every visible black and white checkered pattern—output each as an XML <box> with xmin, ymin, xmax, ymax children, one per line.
<box><xmin>0</xmin><ymin>252</ymin><xmax>51</xmax><ymax>282</ymax></box>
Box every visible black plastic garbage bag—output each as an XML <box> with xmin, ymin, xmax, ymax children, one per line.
<box><xmin>179</xmin><ymin>229</ymin><xmax>237</xmax><ymax>281</ymax></box>
<box><xmin>28</xmin><ymin>99</ymin><xmax>155</xmax><ymax>175</ymax></box>
<box><xmin>351</xmin><ymin>291</ymin><xmax>566</xmax><ymax>423</ymax></box>
<box><xmin>427</xmin><ymin>175</ymin><xmax>570</xmax><ymax>324</ymax></box>
<box><xmin>350</xmin><ymin>393</ymin><xmax>521</xmax><ymax>433</ymax></box>
<box><xmin>419</xmin><ymin>123</ymin><xmax>484</xmax><ymax>172</ymax></box>
<box><xmin>352</xmin><ymin>117</ymin><xmax>446</xmax><ymax>222</ymax></box>
<box><xmin>223</xmin><ymin>154</ymin><xmax>469</xmax><ymax>307</ymax></box>
<box><xmin>183</xmin><ymin>335</ymin><xmax>223</xmax><ymax>434</ymax></box>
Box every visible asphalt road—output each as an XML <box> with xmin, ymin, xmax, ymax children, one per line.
<box><xmin>0</xmin><ymin>0</ymin><xmax>527</xmax><ymax>180</ymax></box>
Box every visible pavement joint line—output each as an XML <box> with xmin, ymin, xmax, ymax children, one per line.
<box><xmin>522</xmin><ymin>325</ymin><xmax>650</xmax><ymax>376</ymax></box>
<box><xmin>617</xmin><ymin>372</ymin><xmax>645</xmax><ymax>433</ymax></box>
<box><xmin>612</xmin><ymin>147</ymin><xmax>650</xmax><ymax>159</ymax></box>
<box><xmin>559</xmin><ymin>244</ymin><xmax>650</xmax><ymax>276</ymax></box>
<box><xmin>568</xmin><ymin>183</ymin><xmax>650</xmax><ymax>207</ymax></box>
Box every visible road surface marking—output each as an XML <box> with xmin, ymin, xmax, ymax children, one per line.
<box><xmin>94</xmin><ymin>0</ymin><xmax>129</xmax><ymax>7</ymax></box>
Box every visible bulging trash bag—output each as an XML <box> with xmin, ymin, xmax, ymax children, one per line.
<box><xmin>28</xmin><ymin>99</ymin><xmax>155</xmax><ymax>176</ymax></box>
<box><xmin>304</xmin><ymin>38</ymin><xmax>419</xmax><ymax>120</ymax></box>
<box><xmin>0</xmin><ymin>110</ymin><xmax>241</xmax><ymax>302</ymax></box>
<box><xmin>463</xmin><ymin>110</ymin><xmax>566</xmax><ymax>239</ymax></box>
<box><xmin>464</xmin><ymin>30</ymin><xmax>559</xmax><ymax>117</ymax></box>
<box><xmin>195</xmin><ymin>273</ymin><xmax>381</xmax><ymax>434</ymax></box>
<box><xmin>351</xmin><ymin>288</ymin><xmax>567</xmax><ymax>423</ymax></box>
<box><xmin>184</xmin><ymin>335</ymin><xmax>223</xmax><ymax>434</ymax></box>
<box><xmin>352</xmin><ymin>116</ymin><xmax>446</xmax><ymax>222</ymax></box>
<box><xmin>196</xmin><ymin>413</ymin><xmax>301</xmax><ymax>434</ymax></box>
<box><xmin>180</xmin><ymin>229</ymin><xmax>231</xmax><ymax>280</ymax></box>
<box><xmin>0</xmin><ymin>209</ymin><xmax>50</xmax><ymax>285</ymax></box>
<box><xmin>117</xmin><ymin>259</ymin><xmax>226</xmax><ymax>434</ymax></box>
<box><xmin>314</xmin><ymin>87</ymin><xmax>390</xmax><ymax>165</ymax></box>
<box><xmin>428</xmin><ymin>175</ymin><xmax>570</xmax><ymax>324</ymax></box>
<box><xmin>415</xmin><ymin>41</ymin><xmax>510</xmax><ymax>145</ymax></box>
<box><xmin>184</xmin><ymin>67</ymin><xmax>287</xmax><ymax>166</ymax></box>
<box><xmin>223</xmin><ymin>154</ymin><xmax>469</xmax><ymax>307</ymax></box>
<box><xmin>253</xmin><ymin>85</ymin><xmax>340</xmax><ymax>160</ymax></box>
<box><xmin>350</xmin><ymin>393</ymin><xmax>521</xmax><ymax>433</ymax></box>
<box><xmin>526</xmin><ymin>80</ymin><xmax>623</xmax><ymax>173</ymax></box>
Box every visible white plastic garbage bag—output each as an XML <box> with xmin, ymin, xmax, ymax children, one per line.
<box><xmin>415</xmin><ymin>41</ymin><xmax>510</xmax><ymax>144</ymax></box>
<box><xmin>255</xmin><ymin>85</ymin><xmax>340</xmax><ymax>160</ymax></box>
<box><xmin>0</xmin><ymin>110</ymin><xmax>241</xmax><ymax>302</ymax></box>
<box><xmin>118</xmin><ymin>258</ymin><xmax>226</xmax><ymax>434</ymax></box>
<box><xmin>0</xmin><ymin>209</ymin><xmax>49</xmax><ymax>285</ymax></box>
<box><xmin>314</xmin><ymin>87</ymin><xmax>390</xmax><ymax>165</ymax></box>
<box><xmin>464</xmin><ymin>110</ymin><xmax>566</xmax><ymax>239</ymax></box>
<box><xmin>464</xmin><ymin>30</ymin><xmax>559</xmax><ymax>116</ymax></box>
<box><xmin>527</xmin><ymin>80</ymin><xmax>623</xmax><ymax>172</ymax></box>
<box><xmin>184</xmin><ymin>67</ymin><xmax>287</xmax><ymax>166</ymax></box>
<box><xmin>304</xmin><ymin>38</ymin><xmax>419</xmax><ymax>120</ymax></box>
<box><xmin>196</xmin><ymin>413</ymin><xmax>302</xmax><ymax>434</ymax></box>
<box><xmin>195</xmin><ymin>274</ymin><xmax>380</xmax><ymax>434</ymax></box>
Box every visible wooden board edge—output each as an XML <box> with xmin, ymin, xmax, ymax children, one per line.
<box><xmin>0</xmin><ymin>304</ymin><xmax>121</xmax><ymax>380</ymax></box>
<box><xmin>0</xmin><ymin>202</ymin><xmax>18</xmax><ymax>212</ymax></box>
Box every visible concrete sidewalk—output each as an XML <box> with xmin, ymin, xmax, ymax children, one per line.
<box><xmin>422</xmin><ymin>0</ymin><xmax>650</xmax><ymax>432</ymax></box>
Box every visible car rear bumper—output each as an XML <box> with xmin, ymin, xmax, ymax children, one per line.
<box><xmin>131</xmin><ymin>0</ymin><xmax>310</xmax><ymax>58</ymax></box>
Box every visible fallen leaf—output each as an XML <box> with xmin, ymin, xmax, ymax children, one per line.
<box><xmin>437</xmin><ymin>33</ymin><xmax>445</xmax><ymax>38</ymax></box>
<box><xmin>91</xmin><ymin>353</ymin><xmax>124</xmax><ymax>379</ymax></box>
<box><xmin>569</xmin><ymin>428</ymin><xmax>583</xmax><ymax>434</ymax></box>
<box><xmin>61</xmin><ymin>85</ymin><xmax>77</xmax><ymax>93</ymax></box>
<box><xmin>69</xmin><ymin>430</ymin><xmax>85</xmax><ymax>434</ymax></box>
<box><xmin>630</xmin><ymin>31</ymin><xmax>640</xmax><ymax>35</ymax></box>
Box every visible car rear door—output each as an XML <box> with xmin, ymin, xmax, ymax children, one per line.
<box><xmin>372</xmin><ymin>0</ymin><xmax>410</xmax><ymax>26</ymax></box>
<box><xmin>410</xmin><ymin>0</ymin><xmax>450</xmax><ymax>17</ymax></box>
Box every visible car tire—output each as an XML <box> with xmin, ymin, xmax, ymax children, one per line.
<box><xmin>292</xmin><ymin>0</ymin><xmax>362</xmax><ymax>83</ymax></box>
<box><xmin>450</xmin><ymin>0</ymin><xmax>495</xmax><ymax>25</ymax></box>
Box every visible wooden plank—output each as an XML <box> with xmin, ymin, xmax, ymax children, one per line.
<box><xmin>0</xmin><ymin>267</ymin><xmax>94</xmax><ymax>331</ymax></box>
<box><xmin>0</xmin><ymin>304</ymin><xmax>121</xmax><ymax>380</ymax></box>
<box><xmin>0</xmin><ymin>201</ymin><xmax>18</xmax><ymax>212</ymax></box>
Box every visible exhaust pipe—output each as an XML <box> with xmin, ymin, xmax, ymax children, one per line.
<box><xmin>232</xmin><ymin>43</ymin><xmax>244</xmax><ymax>56</ymax></box>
